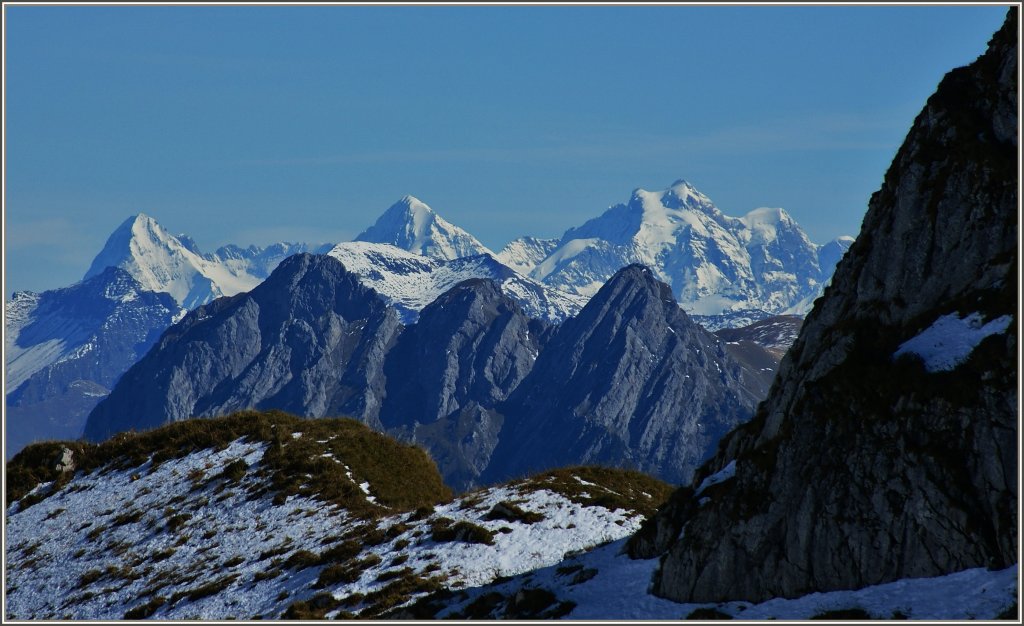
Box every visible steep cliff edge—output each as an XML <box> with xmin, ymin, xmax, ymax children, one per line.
<box><xmin>631</xmin><ymin>9</ymin><xmax>1018</xmax><ymax>603</ymax></box>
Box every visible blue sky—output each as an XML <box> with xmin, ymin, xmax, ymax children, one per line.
<box><xmin>4</xmin><ymin>4</ymin><xmax>1010</xmax><ymax>296</ymax></box>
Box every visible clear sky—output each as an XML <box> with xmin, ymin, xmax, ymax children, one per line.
<box><xmin>3</xmin><ymin>4</ymin><xmax>1011</xmax><ymax>296</ymax></box>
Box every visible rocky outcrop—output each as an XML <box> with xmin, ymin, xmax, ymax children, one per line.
<box><xmin>631</xmin><ymin>9</ymin><xmax>1017</xmax><ymax>603</ymax></box>
<box><xmin>485</xmin><ymin>265</ymin><xmax>766</xmax><ymax>485</ymax></box>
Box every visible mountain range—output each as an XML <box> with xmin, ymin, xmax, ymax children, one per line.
<box><xmin>84</xmin><ymin>213</ymin><xmax>334</xmax><ymax>310</ymax></box>
<box><xmin>6</xmin><ymin>180</ymin><xmax>845</xmax><ymax>457</ymax></box>
<box><xmin>5</xmin><ymin>268</ymin><xmax>183</xmax><ymax>455</ymax></box>
<box><xmin>3</xmin><ymin>8</ymin><xmax>1017</xmax><ymax>621</ymax></box>
<box><xmin>503</xmin><ymin>179</ymin><xmax>853</xmax><ymax>318</ymax></box>
<box><xmin>84</xmin><ymin>258</ymin><xmax>772</xmax><ymax>489</ymax></box>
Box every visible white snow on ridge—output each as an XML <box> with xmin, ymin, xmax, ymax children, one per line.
<box><xmin>83</xmin><ymin>213</ymin><xmax>326</xmax><ymax>310</ymax></box>
<box><xmin>327</xmin><ymin>241</ymin><xmax>585</xmax><ymax>324</ymax></box>
<box><xmin>6</xmin><ymin>437</ymin><xmax>643</xmax><ymax>620</ymax></box>
<box><xmin>528</xmin><ymin>180</ymin><xmax>852</xmax><ymax>319</ymax></box>
<box><xmin>354</xmin><ymin>195</ymin><xmax>493</xmax><ymax>261</ymax></box>
<box><xmin>894</xmin><ymin>312</ymin><xmax>1013</xmax><ymax>372</ymax></box>
<box><xmin>4</xmin><ymin>292</ymin><xmax>56</xmax><ymax>391</ymax></box>
<box><xmin>495</xmin><ymin>236</ymin><xmax>561</xmax><ymax>276</ymax></box>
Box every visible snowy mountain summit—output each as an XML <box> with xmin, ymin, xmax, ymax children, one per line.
<box><xmin>521</xmin><ymin>179</ymin><xmax>852</xmax><ymax>318</ymax></box>
<box><xmin>327</xmin><ymin>241</ymin><xmax>585</xmax><ymax>324</ymax></box>
<box><xmin>355</xmin><ymin>196</ymin><xmax>493</xmax><ymax>260</ymax></box>
<box><xmin>84</xmin><ymin>213</ymin><xmax>331</xmax><ymax>309</ymax></box>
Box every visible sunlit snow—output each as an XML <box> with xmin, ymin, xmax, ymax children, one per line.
<box><xmin>894</xmin><ymin>311</ymin><xmax>1013</xmax><ymax>372</ymax></box>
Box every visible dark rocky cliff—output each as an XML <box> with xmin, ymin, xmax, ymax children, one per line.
<box><xmin>485</xmin><ymin>265</ymin><xmax>766</xmax><ymax>486</ymax></box>
<box><xmin>84</xmin><ymin>254</ymin><xmax>405</xmax><ymax>440</ymax></box>
<box><xmin>379</xmin><ymin>278</ymin><xmax>551</xmax><ymax>488</ymax></box>
<box><xmin>630</xmin><ymin>9</ymin><xmax>1018</xmax><ymax>603</ymax></box>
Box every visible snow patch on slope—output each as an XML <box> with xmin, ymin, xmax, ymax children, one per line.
<box><xmin>894</xmin><ymin>312</ymin><xmax>1013</xmax><ymax>372</ymax></box>
<box><xmin>438</xmin><ymin>538</ymin><xmax>1017</xmax><ymax>620</ymax></box>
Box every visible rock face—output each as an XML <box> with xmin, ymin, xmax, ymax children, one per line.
<box><xmin>380</xmin><ymin>279</ymin><xmax>551</xmax><ymax>488</ymax></box>
<box><xmin>484</xmin><ymin>265</ymin><xmax>768</xmax><ymax>486</ymax></box>
<box><xmin>715</xmin><ymin>314</ymin><xmax>804</xmax><ymax>360</ymax></box>
<box><xmin>83</xmin><ymin>257</ymin><xmax>766</xmax><ymax>490</ymax></box>
<box><xmin>5</xmin><ymin>268</ymin><xmax>183</xmax><ymax>456</ymax></box>
<box><xmin>84</xmin><ymin>254</ymin><xmax>405</xmax><ymax>441</ymax></box>
<box><xmin>631</xmin><ymin>10</ymin><xmax>1017</xmax><ymax>604</ymax></box>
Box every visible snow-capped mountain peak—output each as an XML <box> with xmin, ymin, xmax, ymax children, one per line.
<box><xmin>82</xmin><ymin>214</ymin><xmax>331</xmax><ymax>310</ymax></box>
<box><xmin>661</xmin><ymin>178</ymin><xmax>719</xmax><ymax>212</ymax></box>
<box><xmin>355</xmin><ymin>196</ymin><xmax>494</xmax><ymax>260</ymax></box>
<box><xmin>522</xmin><ymin>180</ymin><xmax>852</xmax><ymax>319</ymax></box>
<box><xmin>83</xmin><ymin>213</ymin><xmax>253</xmax><ymax>309</ymax></box>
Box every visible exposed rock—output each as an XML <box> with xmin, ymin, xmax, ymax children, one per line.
<box><xmin>54</xmin><ymin>446</ymin><xmax>75</xmax><ymax>473</ymax></box>
<box><xmin>378</xmin><ymin>278</ymin><xmax>550</xmax><ymax>489</ymax></box>
<box><xmin>633</xmin><ymin>9</ymin><xmax>1018</xmax><ymax>603</ymax></box>
<box><xmin>485</xmin><ymin>264</ymin><xmax>765</xmax><ymax>486</ymax></box>
<box><xmin>83</xmin><ymin>258</ymin><xmax>768</xmax><ymax>491</ymax></box>
<box><xmin>715</xmin><ymin>314</ymin><xmax>804</xmax><ymax>360</ymax></box>
<box><xmin>83</xmin><ymin>253</ymin><xmax>404</xmax><ymax>440</ymax></box>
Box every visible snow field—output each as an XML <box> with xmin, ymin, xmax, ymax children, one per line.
<box><xmin>6</xmin><ymin>436</ymin><xmax>646</xmax><ymax>620</ymax></box>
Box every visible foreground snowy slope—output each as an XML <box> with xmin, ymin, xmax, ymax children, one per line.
<box><xmin>421</xmin><ymin>539</ymin><xmax>1016</xmax><ymax>620</ymax></box>
<box><xmin>5</xmin><ymin>411</ymin><xmax>671</xmax><ymax>620</ymax></box>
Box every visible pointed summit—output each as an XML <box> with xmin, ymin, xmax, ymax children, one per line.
<box><xmin>355</xmin><ymin>196</ymin><xmax>493</xmax><ymax>260</ymax></box>
<box><xmin>483</xmin><ymin>261</ymin><xmax>764</xmax><ymax>486</ymax></box>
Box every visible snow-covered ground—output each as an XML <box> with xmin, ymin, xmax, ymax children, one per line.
<box><xmin>5</xmin><ymin>435</ymin><xmax>646</xmax><ymax>620</ymax></box>
<box><xmin>437</xmin><ymin>538</ymin><xmax>1018</xmax><ymax>620</ymax></box>
<box><xmin>895</xmin><ymin>311</ymin><xmax>1013</xmax><ymax>372</ymax></box>
<box><xmin>7</xmin><ymin>422</ymin><xmax>1017</xmax><ymax>621</ymax></box>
